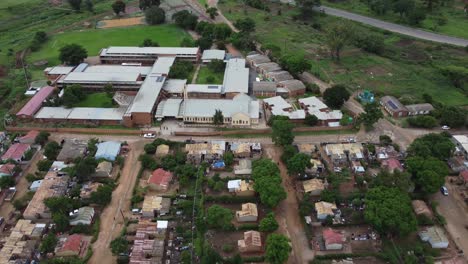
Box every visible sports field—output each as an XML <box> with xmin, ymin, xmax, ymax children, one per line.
<box><xmin>28</xmin><ymin>25</ymin><xmax>190</xmax><ymax>65</ymax></box>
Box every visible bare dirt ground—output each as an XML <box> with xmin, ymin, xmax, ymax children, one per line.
<box><xmin>265</xmin><ymin>145</ymin><xmax>315</xmax><ymax>264</ymax></box>
<box><xmin>0</xmin><ymin>151</ymin><xmax>42</xmax><ymax>224</ymax></box>
<box><xmin>88</xmin><ymin>140</ymin><xmax>145</xmax><ymax>264</ymax></box>
<box><xmin>97</xmin><ymin>17</ymin><xmax>145</xmax><ymax>29</ymax></box>
<box><xmin>433</xmin><ymin>179</ymin><xmax>468</xmax><ymax>257</ymax></box>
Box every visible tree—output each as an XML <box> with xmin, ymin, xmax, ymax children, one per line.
<box><xmin>353</xmin><ymin>32</ymin><xmax>385</xmax><ymax>55</ymax></box>
<box><xmin>213</xmin><ymin>109</ymin><xmax>224</xmax><ymax>125</ymax></box>
<box><xmin>272</xmin><ymin>120</ymin><xmax>294</xmax><ymax>146</ymax></box>
<box><xmin>139</xmin><ymin>154</ymin><xmax>156</xmax><ymax>169</ymax></box>
<box><xmin>438</xmin><ymin>106</ymin><xmax>466</xmax><ymax>128</ymax></box>
<box><xmin>281</xmin><ymin>144</ymin><xmax>297</xmax><ymax>164</ymax></box>
<box><xmin>180</xmin><ymin>37</ymin><xmax>196</xmax><ymax>47</ymax></box>
<box><xmin>407</xmin><ymin>115</ymin><xmax>438</xmax><ymax>128</ymax></box>
<box><xmin>369</xmin><ymin>0</ymin><xmax>392</xmax><ymax>14</ymax></box>
<box><xmin>59</xmin><ymin>44</ymin><xmax>88</xmax><ymax>65</ymax></box>
<box><xmin>37</xmin><ymin>159</ymin><xmax>53</xmax><ymax>172</ymax></box>
<box><xmin>230</xmin><ymin>32</ymin><xmax>256</xmax><ymax>51</ymax></box>
<box><xmin>323</xmin><ymin>84</ymin><xmax>350</xmax><ymax>109</ymax></box>
<box><xmin>145</xmin><ymin>6</ymin><xmax>165</xmax><ymax>25</ymax></box>
<box><xmin>407</xmin><ymin>133</ymin><xmax>454</xmax><ymax>160</ymax></box>
<box><xmin>104</xmin><ymin>83</ymin><xmax>113</xmax><ymax>95</ymax></box>
<box><xmin>84</xmin><ymin>0</ymin><xmax>94</xmax><ymax>12</ymax></box>
<box><xmin>144</xmin><ymin>143</ymin><xmax>156</xmax><ymax>154</ymax></box>
<box><xmin>297</xmin><ymin>0</ymin><xmax>321</xmax><ymax>19</ymax></box>
<box><xmin>364</xmin><ymin>187</ymin><xmax>417</xmax><ymax>236</ymax></box>
<box><xmin>234</xmin><ymin>18</ymin><xmax>255</xmax><ymax>33</ymax></box>
<box><xmin>67</xmin><ymin>0</ymin><xmax>82</xmax><ymax>11</ymax></box>
<box><xmin>141</xmin><ymin>38</ymin><xmax>159</xmax><ymax>47</ymax></box>
<box><xmin>407</xmin><ymin>8</ymin><xmax>426</xmax><ymax>25</ymax></box>
<box><xmin>196</xmin><ymin>37</ymin><xmax>213</xmax><ymax>51</ymax></box>
<box><xmin>172</xmin><ymin>10</ymin><xmax>198</xmax><ymax>30</ymax></box>
<box><xmin>206</xmin><ymin>205</ymin><xmax>233</xmax><ymax>230</ymax></box>
<box><xmin>252</xmin><ymin>159</ymin><xmax>286</xmax><ymax>208</ymax></box>
<box><xmin>259</xmin><ymin>212</ymin><xmax>279</xmax><ymax>232</ymax></box>
<box><xmin>44</xmin><ymin>141</ymin><xmax>61</xmax><ymax>160</ymax></box>
<box><xmin>111</xmin><ymin>236</ymin><xmax>128</xmax><ymax>255</ymax></box>
<box><xmin>112</xmin><ymin>0</ymin><xmax>126</xmax><ymax>15</ymax></box>
<box><xmin>62</xmin><ymin>84</ymin><xmax>86</xmax><ymax>108</ymax></box>
<box><xmin>360</xmin><ymin>102</ymin><xmax>383</xmax><ymax>129</ymax></box>
<box><xmin>279</xmin><ymin>54</ymin><xmax>311</xmax><ymax>76</ymax></box>
<box><xmin>223</xmin><ymin>151</ymin><xmax>234</xmax><ymax>166</ymax></box>
<box><xmin>0</xmin><ymin>177</ymin><xmax>15</xmax><ymax>189</ymax></box>
<box><xmin>206</xmin><ymin>7</ymin><xmax>218</xmax><ymax>19</ymax></box>
<box><xmin>305</xmin><ymin>114</ymin><xmax>318</xmax><ymax>126</ymax></box>
<box><xmin>207</xmin><ymin>59</ymin><xmax>225</xmax><ymax>73</ymax></box>
<box><xmin>393</xmin><ymin>0</ymin><xmax>415</xmax><ymax>17</ymax></box>
<box><xmin>371</xmin><ymin>170</ymin><xmax>414</xmax><ymax>193</ymax></box>
<box><xmin>139</xmin><ymin>0</ymin><xmax>160</xmax><ymax>10</ymax></box>
<box><xmin>168</xmin><ymin>61</ymin><xmax>194</xmax><ymax>79</ymax></box>
<box><xmin>44</xmin><ymin>196</ymin><xmax>75</xmax><ymax>214</ymax></box>
<box><xmin>35</xmin><ymin>131</ymin><xmax>50</xmax><ymax>145</ymax></box>
<box><xmin>287</xmin><ymin>153</ymin><xmax>310</xmax><ymax>175</ymax></box>
<box><xmin>74</xmin><ymin>157</ymin><xmax>98</xmax><ymax>182</ymax></box>
<box><xmin>265</xmin><ymin>234</ymin><xmax>292</xmax><ymax>264</ymax></box>
<box><xmin>406</xmin><ymin>156</ymin><xmax>448</xmax><ymax>195</ymax></box>
<box><xmin>40</xmin><ymin>233</ymin><xmax>58</xmax><ymax>253</ymax></box>
<box><xmin>213</xmin><ymin>23</ymin><xmax>232</xmax><ymax>40</ymax></box>
<box><xmin>440</xmin><ymin>66</ymin><xmax>468</xmax><ymax>88</ymax></box>
<box><xmin>325</xmin><ymin>21</ymin><xmax>353</xmax><ymax>61</ymax></box>
<box><xmin>52</xmin><ymin>212</ymin><xmax>70</xmax><ymax>232</ymax></box>
<box><xmin>90</xmin><ymin>184</ymin><xmax>114</xmax><ymax>206</ymax></box>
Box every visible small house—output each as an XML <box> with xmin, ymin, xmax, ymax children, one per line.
<box><xmin>1</xmin><ymin>143</ymin><xmax>30</xmax><ymax>163</ymax></box>
<box><xmin>236</xmin><ymin>203</ymin><xmax>258</xmax><ymax>222</ymax></box>
<box><xmin>227</xmin><ymin>179</ymin><xmax>255</xmax><ymax>196</ymax></box>
<box><xmin>55</xmin><ymin>234</ymin><xmax>88</xmax><ymax>257</ymax></box>
<box><xmin>380</xmin><ymin>96</ymin><xmax>408</xmax><ymax>118</ymax></box>
<box><xmin>302</xmin><ymin>179</ymin><xmax>325</xmax><ymax>196</ymax></box>
<box><xmin>142</xmin><ymin>195</ymin><xmax>171</xmax><ymax>218</ymax></box>
<box><xmin>212</xmin><ymin>160</ymin><xmax>226</xmax><ymax>170</ymax></box>
<box><xmin>381</xmin><ymin>158</ymin><xmax>403</xmax><ymax>173</ymax></box>
<box><xmin>323</xmin><ymin>228</ymin><xmax>345</xmax><ymax>250</ymax></box>
<box><xmin>148</xmin><ymin>168</ymin><xmax>173</xmax><ymax>191</ymax></box>
<box><xmin>69</xmin><ymin>207</ymin><xmax>95</xmax><ymax>226</ymax></box>
<box><xmin>238</xmin><ymin>231</ymin><xmax>262</xmax><ymax>253</ymax></box>
<box><xmin>201</xmin><ymin>49</ymin><xmax>226</xmax><ymax>63</ymax></box>
<box><xmin>29</xmin><ymin>180</ymin><xmax>43</xmax><ymax>192</ymax></box>
<box><xmin>18</xmin><ymin>131</ymin><xmax>39</xmax><ymax>144</ymax></box>
<box><xmin>252</xmin><ymin>82</ymin><xmax>277</xmax><ymax>97</ymax></box>
<box><xmin>406</xmin><ymin>103</ymin><xmax>434</xmax><ymax>116</ymax></box>
<box><xmin>315</xmin><ymin>201</ymin><xmax>339</xmax><ymax>221</ymax></box>
<box><xmin>57</xmin><ymin>139</ymin><xmax>87</xmax><ymax>162</ymax></box>
<box><xmin>419</xmin><ymin>226</ymin><xmax>449</xmax><ymax>249</ymax></box>
<box><xmin>0</xmin><ymin>164</ymin><xmax>16</xmax><ymax>177</ymax></box>
<box><xmin>352</xmin><ymin>160</ymin><xmax>365</xmax><ymax>173</ymax></box>
<box><xmin>92</xmin><ymin>161</ymin><xmax>113</xmax><ymax>178</ymax></box>
<box><xmin>94</xmin><ymin>141</ymin><xmax>121</xmax><ymax>161</ymax></box>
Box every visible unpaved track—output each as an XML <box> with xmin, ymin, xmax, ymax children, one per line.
<box><xmin>88</xmin><ymin>140</ymin><xmax>144</xmax><ymax>264</ymax></box>
<box><xmin>265</xmin><ymin>146</ymin><xmax>315</xmax><ymax>264</ymax></box>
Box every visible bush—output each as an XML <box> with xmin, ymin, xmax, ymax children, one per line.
<box><xmin>222</xmin><ymin>244</ymin><xmax>234</xmax><ymax>253</ymax></box>
<box><xmin>407</xmin><ymin>115</ymin><xmax>438</xmax><ymax>128</ymax></box>
<box><xmin>306</xmin><ymin>83</ymin><xmax>320</xmax><ymax>94</ymax></box>
<box><xmin>145</xmin><ymin>6</ymin><xmax>165</xmax><ymax>25</ymax></box>
<box><xmin>354</xmin><ymin>32</ymin><xmax>384</xmax><ymax>55</ymax></box>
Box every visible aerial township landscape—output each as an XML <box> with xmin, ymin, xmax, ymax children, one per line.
<box><xmin>0</xmin><ymin>0</ymin><xmax>467</xmax><ymax>263</ymax></box>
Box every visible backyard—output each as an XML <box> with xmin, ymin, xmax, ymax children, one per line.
<box><xmin>196</xmin><ymin>66</ymin><xmax>225</xmax><ymax>84</ymax></box>
<box><xmin>323</xmin><ymin>0</ymin><xmax>468</xmax><ymax>39</ymax></box>
<box><xmin>73</xmin><ymin>93</ymin><xmax>116</xmax><ymax>108</ymax></box>
<box><xmin>219</xmin><ymin>0</ymin><xmax>468</xmax><ymax>106</ymax></box>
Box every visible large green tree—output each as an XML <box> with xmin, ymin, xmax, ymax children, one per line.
<box><xmin>272</xmin><ymin>120</ymin><xmax>294</xmax><ymax>146</ymax></box>
<box><xmin>371</xmin><ymin>170</ymin><xmax>414</xmax><ymax>193</ymax></box>
<box><xmin>172</xmin><ymin>10</ymin><xmax>198</xmax><ymax>30</ymax></box>
<box><xmin>213</xmin><ymin>109</ymin><xmax>224</xmax><ymax>125</ymax></box>
<box><xmin>297</xmin><ymin>0</ymin><xmax>321</xmax><ymax>19</ymax></box>
<box><xmin>112</xmin><ymin>0</ymin><xmax>126</xmax><ymax>15</ymax></box>
<box><xmin>323</xmin><ymin>84</ymin><xmax>350</xmax><ymax>109</ymax></box>
<box><xmin>406</xmin><ymin>156</ymin><xmax>448</xmax><ymax>195</ymax></box>
<box><xmin>265</xmin><ymin>234</ymin><xmax>292</xmax><ymax>264</ymax></box>
<box><xmin>145</xmin><ymin>6</ymin><xmax>165</xmax><ymax>25</ymax></box>
<box><xmin>364</xmin><ymin>187</ymin><xmax>417</xmax><ymax>236</ymax></box>
<box><xmin>59</xmin><ymin>44</ymin><xmax>87</xmax><ymax>65</ymax></box>
<box><xmin>280</xmin><ymin>54</ymin><xmax>311</xmax><ymax>76</ymax></box>
<box><xmin>139</xmin><ymin>0</ymin><xmax>160</xmax><ymax>10</ymax></box>
<box><xmin>407</xmin><ymin>133</ymin><xmax>454</xmax><ymax>160</ymax></box>
<box><xmin>206</xmin><ymin>205</ymin><xmax>233</xmax><ymax>230</ymax></box>
<box><xmin>360</xmin><ymin>102</ymin><xmax>383</xmax><ymax>129</ymax></box>
<box><xmin>287</xmin><ymin>153</ymin><xmax>310</xmax><ymax>175</ymax></box>
<box><xmin>437</xmin><ymin>106</ymin><xmax>466</xmax><ymax>128</ymax></box>
<box><xmin>252</xmin><ymin>159</ymin><xmax>287</xmax><ymax>208</ymax></box>
<box><xmin>234</xmin><ymin>18</ymin><xmax>255</xmax><ymax>33</ymax></box>
<box><xmin>67</xmin><ymin>0</ymin><xmax>82</xmax><ymax>11</ymax></box>
<box><xmin>259</xmin><ymin>212</ymin><xmax>279</xmax><ymax>232</ymax></box>
<box><xmin>35</xmin><ymin>131</ymin><xmax>50</xmax><ymax>146</ymax></box>
<box><xmin>44</xmin><ymin>141</ymin><xmax>61</xmax><ymax>160</ymax></box>
<box><xmin>40</xmin><ymin>233</ymin><xmax>58</xmax><ymax>253</ymax></box>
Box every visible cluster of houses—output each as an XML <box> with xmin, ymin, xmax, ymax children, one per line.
<box><xmin>185</xmin><ymin>140</ymin><xmax>262</xmax><ymax>165</ymax></box>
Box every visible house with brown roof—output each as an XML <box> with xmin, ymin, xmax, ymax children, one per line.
<box><xmin>148</xmin><ymin>168</ymin><xmax>173</xmax><ymax>191</ymax></box>
<box><xmin>315</xmin><ymin>201</ymin><xmax>339</xmax><ymax>221</ymax></box>
<box><xmin>18</xmin><ymin>131</ymin><xmax>39</xmax><ymax>144</ymax></box>
<box><xmin>141</xmin><ymin>195</ymin><xmax>171</xmax><ymax>218</ymax></box>
<box><xmin>1</xmin><ymin>143</ymin><xmax>30</xmax><ymax>163</ymax></box>
<box><xmin>459</xmin><ymin>170</ymin><xmax>468</xmax><ymax>186</ymax></box>
<box><xmin>252</xmin><ymin>82</ymin><xmax>277</xmax><ymax>97</ymax></box>
<box><xmin>302</xmin><ymin>179</ymin><xmax>325</xmax><ymax>196</ymax></box>
<box><xmin>55</xmin><ymin>234</ymin><xmax>89</xmax><ymax>257</ymax></box>
<box><xmin>323</xmin><ymin>228</ymin><xmax>345</xmax><ymax>250</ymax></box>
<box><xmin>238</xmin><ymin>231</ymin><xmax>262</xmax><ymax>253</ymax></box>
<box><xmin>236</xmin><ymin>203</ymin><xmax>258</xmax><ymax>222</ymax></box>
<box><xmin>0</xmin><ymin>164</ymin><xmax>16</xmax><ymax>177</ymax></box>
<box><xmin>381</xmin><ymin>158</ymin><xmax>403</xmax><ymax>173</ymax></box>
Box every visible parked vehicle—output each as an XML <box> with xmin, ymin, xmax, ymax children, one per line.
<box><xmin>440</xmin><ymin>186</ymin><xmax>449</xmax><ymax>196</ymax></box>
<box><xmin>143</xmin><ymin>133</ymin><xmax>156</xmax><ymax>139</ymax></box>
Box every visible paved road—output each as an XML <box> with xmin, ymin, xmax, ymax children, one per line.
<box><xmin>317</xmin><ymin>6</ymin><xmax>468</xmax><ymax>47</ymax></box>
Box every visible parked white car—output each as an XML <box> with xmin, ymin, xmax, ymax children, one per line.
<box><xmin>143</xmin><ymin>133</ymin><xmax>156</xmax><ymax>139</ymax></box>
<box><xmin>441</xmin><ymin>125</ymin><xmax>450</xmax><ymax>130</ymax></box>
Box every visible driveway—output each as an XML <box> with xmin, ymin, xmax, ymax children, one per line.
<box><xmin>433</xmin><ymin>180</ymin><xmax>468</xmax><ymax>256</ymax></box>
<box><xmin>317</xmin><ymin>6</ymin><xmax>468</xmax><ymax>47</ymax></box>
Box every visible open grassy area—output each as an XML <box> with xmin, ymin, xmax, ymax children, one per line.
<box><xmin>219</xmin><ymin>0</ymin><xmax>468</xmax><ymax>106</ymax></box>
<box><xmin>323</xmin><ymin>0</ymin><xmax>468</xmax><ymax>39</ymax></box>
<box><xmin>73</xmin><ymin>93</ymin><xmax>115</xmax><ymax>108</ymax></box>
<box><xmin>28</xmin><ymin>24</ymin><xmax>189</xmax><ymax>66</ymax></box>
<box><xmin>196</xmin><ymin>66</ymin><xmax>225</xmax><ymax>84</ymax></box>
<box><xmin>0</xmin><ymin>0</ymin><xmax>41</xmax><ymax>9</ymax></box>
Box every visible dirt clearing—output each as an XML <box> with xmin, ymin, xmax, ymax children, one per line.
<box><xmin>97</xmin><ymin>17</ymin><xmax>145</xmax><ymax>29</ymax></box>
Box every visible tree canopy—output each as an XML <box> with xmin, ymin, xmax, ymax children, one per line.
<box><xmin>145</xmin><ymin>6</ymin><xmax>165</xmax><ymax>25</ymax></box>
<box><xmin>259</xmin><ymin>212</ymin><xmax>279</xmax><ymax>232</ymax></box>
<box><xmin>139</xmin><ymin>0</ymin><xmax>160</xmax><ymax>10</ymax></box>
<box><xmin>280</xmin><ymin>54</ymin><xmax>311</xmax><ymax>76</ymax></box>
<box><xmin>35</xmin><ymin>131</ymin><xmax>50</xmax><ymax>146</ymax></box>
<box><xmin>62</xmin><ymin>84</ymin><xmax>86</xmax><ymax>108</ymax></box>
<box><xmin>287</xmin><ymin>153</ymin><xmax>310</xmax><ymax>175</ymax></box>
<box><xmin>252</xmin><ymin>159</ymin><xmax>286</xmax><ymax>208</ymax></box>
<box><xmin>436</xmin><ymin>106</ymin><xmax>466</xmax><ymax>128</ymax></box>
<box><xmin>407</xmin><ymin>133</ymin><xmax>454</xmax><ymax>160</ymax></box>
<box><xmin>360</xmin><ymin>102</ymin><xmax>383</xmax><ymax>129</ymax></box>
<box><xmin>305</xmin><ymin>114</ymin><xmax>318</xmax><ymax>126</ymax></box>
<box><xmin>206</xmin><ymin>205</ymin><xmax>233</xmax><ymax>230</ymax></box>
<box><xmin>406</xmin><ymin>156</ymin><xmax>448</xmax><ymax>195</ymax></box>
<box><xmin>323</xmin><ymin>84</ymin><xmax>350</xmax><ymax>109</ymax></box>
<box><xmin>234</xmin><ymin>18</ymin><xmax>255</xmax><ymax>33</ymax></box>
<box><xmin>168</xmin><ymin>61</ymin><xmax>194</xmax><ymax>79</ymax></box>
<box><xmin>364</xmin><ymin>187</ymin><xmax>417</xmax><ymax>236</ymax></box>
<box><xmin>213</xmin><ymin>109</ymin><xmax>224</xmax><ymax>125</ymax></box>
<box><xmin>67</xmin><ymin>0</ymin><xmax>82</xmax><ymax>11</ymax></box>
<box><xmin>371</xmin><ymin>170</ymin><xmax>414</xmax><ymax>193</ymax></box>
<box><xmin>59</xmin><ymin>44</ymin><xmax>87</xmax><ymax>65</ymax></box>
<box><xmin>44</xmin><ymin>141</ymin><xmax>61</xmax><ymax>160</ymax></box>
<box><xmin>265</xmin><ymin>234</ymin><xmax>292</xmax><ymax>264</ymax></box>
<box><xmin>40</xmin><ymin>233</ymin><xmax>58</xmax><ymax>253</ymax></box>
<box><xmin>272</xmin><ymin>119</ymin><xmax>294</xmax><ymax>146</ymax></box>
<box><xmin>172</xmin><ymin>10</ymin><xmax>198</xmax><ymax>30</ymax></box>
<box><xmin>112</xmin><ymin>0</ymin><xmax>126</xmax><ymax>15</ymax></box>
<box><xmin>325</xmin><ymin>21</ymin><xmax>354</xmax><ymax>61</ymax></box>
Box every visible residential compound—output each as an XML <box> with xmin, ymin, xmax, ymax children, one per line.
<box><xmin>380</xmin><ymin>96</ymin><xmax>434</xmax><ymax>118</ymax></box>
<box><xmin>26</xmin><ymin>47</ymin><xmax>260</xmax><ymax>127</ymax></box>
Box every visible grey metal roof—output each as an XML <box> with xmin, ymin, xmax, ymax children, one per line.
<box><xmin>268</xmin><ymin>71</ymin><xmax>294</xmax><ymax>82</ymax></box>
<box><xmin>101</xmin><ymin>46</ymin><xmax>199</xmax><ymax>56</ymax></box>
<box><xmin>163</xmin><ymin>79</ymin><xmax>187</xmax><ymax>94</ymax></box>
<box><xmin>187</xmin><ymin>84</ymin><xmax>222</xmax><ymax>93</ymax></box>
<box><xmin>280</xmin><ymin>79</ymin><xmax>306</xmax><ymax>91</ymax></box>
<box><xmin>151</xmin><ymin>56</ymin><xmax>176</xmax><ymax>75</ymax></box>
<box><xmin>222</xmin><ymin>58</ymin><xmax>249</xmax><ymax>94</ymax></box>
<box><xmin>257</xmin><ymin>62</ymin><xmax>281</xmax><ymax>73</ymax></box>
<box><xmin>35</xmin><ymin>107</ymin><xmax>72</xmax><ymax>119</ymax></box>
<box><xmin>252</xmin><ymin>81</ymin><xmax>277</xmax><ymax>91</ymax></box>
<box><xmin>47</xmin><ymin>66</ymin><xmax>75</xmax><ymax>75</ymax></box>
<box><xmin>405</xmin><ymin>103</ymin><xmax>434</xmax><ymax>112</ymax></box>
<box><xmin>155</xmin><ymin>98</ymin><xmax>183</xmax><ymax>118</ymax></box>
<box><xmin>182</xmin><ymin>94</ymin><xmax>259</xmax><ymax>118</ymax></box>
<box><xmin>62</xmin><ymin>72</ymin><xmax>140</xmax><ymax>83</ymax></box>
<box><xmin>84</xmin><ymin>65</ymin><xmax>152</xmax><ymax>76</ymax></box>
<box><xmin>246</xmin><ymin>54</ymin><xmax>271</xmax><ymax>65</ymax></box>
<box><xmin>202</xmin><ymin>49</ymin><xmax>226</xmax><ymax>60</ymax></box>
<box><xmin>35</xmin><ymin>107</ymin><xmax>126</xmax><ymax>120</ymax></box>
<box><xmin>95</xmin><ymin>141</ymin><xmax>121</xmax><ymax>161</ymax></box>
<box><xmin>128</xmin><ymin>74</ymin><xmax>165</xmax><ymax>113</ymax></box>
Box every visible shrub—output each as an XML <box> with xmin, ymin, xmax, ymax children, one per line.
<box><xmin>222</xmin><ymin>244</ymin><xmax>234</xmax><ymax>253</ymax></box>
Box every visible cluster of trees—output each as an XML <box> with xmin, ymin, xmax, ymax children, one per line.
<box><xmin>265</xmin><ymin>234</ymin><xmax>292</xmax><ymax>264</ymax></box>
<box><xmin>362</xmin><ymin>0</ymin><xmax>429</xmax><ymax>25</ymax></box>
<box><xmin>67</xmin><ymin>0</ymin><xmax>94</xmax><ymax>12</ymax></box>
<box><xmin>359</xmin><ymin>102</ymin><xmax>384</xmax><ymax>130</ymax></box>
<box><xmin>112</xmin><ymin>0</ymin><xmax>126</xmax><ymax>15</ymax></box>
<box><xmin>207</xmin><ymin>59</ymin><xmax>225</xmax><ymax>73</ymax></box>
<box><xmin>59</xmin><ymin>43</ymin><xmax>88</xmax><ymax>65</ymax></box>
<box><xmin>206</xmin><ymin>204</ymin><xmax>233</xmax><ymax>230</ymax></box>
<box><xmin>407</xmin><ymin>115</ymin><xmax>438</xmax><ymax>128</ymax></box>
<box><xmin>323</xmin><ymin>84</ymin><xmax>351</xmax><ymax>109</ymax></box>
<box><xmin>433</xmin><ymin>105</ymin><xmax>467</xmax><ymax>128</ymax></box>
<box><xmin>279</xmin><ymin>54</ymin><xmax>311</xmax><ymax>77</ymax></box>
<box><xmin>44</xmin><ymin>141</ymin><xmax>61</xmax><ymax>160</ymax></box>
<box><xmin>139</xmin><ymin>0</ymin><xmax>160</xmax><ymax>10</ymax></box>
<box><xmin>44</xmin><ymin>196</ymin><xmax>80</xmax><ymax>232</ymax></box>
<box><xmin>173</xmin><ymin>10</ymin><xmax>198</xmax><ymax>30</ymax></box>
<box><xmin>168</xmin><ymin>61</ymin><xmax>194</xmax><ymax>79</ymax></box>
<box><xmin>230</xmin><ymin>18</ymin><xmax>256</xmax><ymax>51</ymax></box>
<box><xmin>145</xmin><ymin>6</ymin><xmax>165</xmax><ymax>25</ymax></box>
<box><xmin>62</xmin><ymin>84</ymin><xmax>86</xmax><ymax>108</ymax></box>
<box><xmin>252</xmin><ymin>159</ymin><xmax>287</xmax><ymax>208</ymax></box>
<box><xmin>195</xmin><ymin>21</ymin><xmax>233</xmax><ymax>50</ymax></box>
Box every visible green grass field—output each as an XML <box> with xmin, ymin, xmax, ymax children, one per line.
<box><xmin>220</xmin><ymin>0</ymin><xmax>468</xmax><ymax>106</ymax></box>
<box><xmin>196</xmin><ymin>66</ymin><xmax>224</xmax><ymax>84</ymax></box>
<box><xmin>323</xmin><ymin>0</ymin><xmax>468</xmax><ymax>39</ymax></box>
<box><xmin>0</xmin><ymin>0</ymin><xmax>40</xmax><ymax>9</ymax></box>
<box><xmin>73</xmin><ymin>93</ymin><xmax>115</xmax><ymax>108</ymax></box>
<box><xmin>28</xmin><ymin>25</ymin><xmax>189</xmax><ymax>65</ymax></box>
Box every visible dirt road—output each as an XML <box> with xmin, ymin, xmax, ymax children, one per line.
<box><xmin>433</xmin><ymin>180</ymin><xmax>468</xmax><ymax>255</ymax></box>
<box><xmin>265</xmin><ymin>146</ymin><xmax>315</xmax><ymax>264</ymax></box>
<box><xmin>88</xmin><ymin>140</ymin><xmax>144</xmax><ymax>264</ymax></box>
